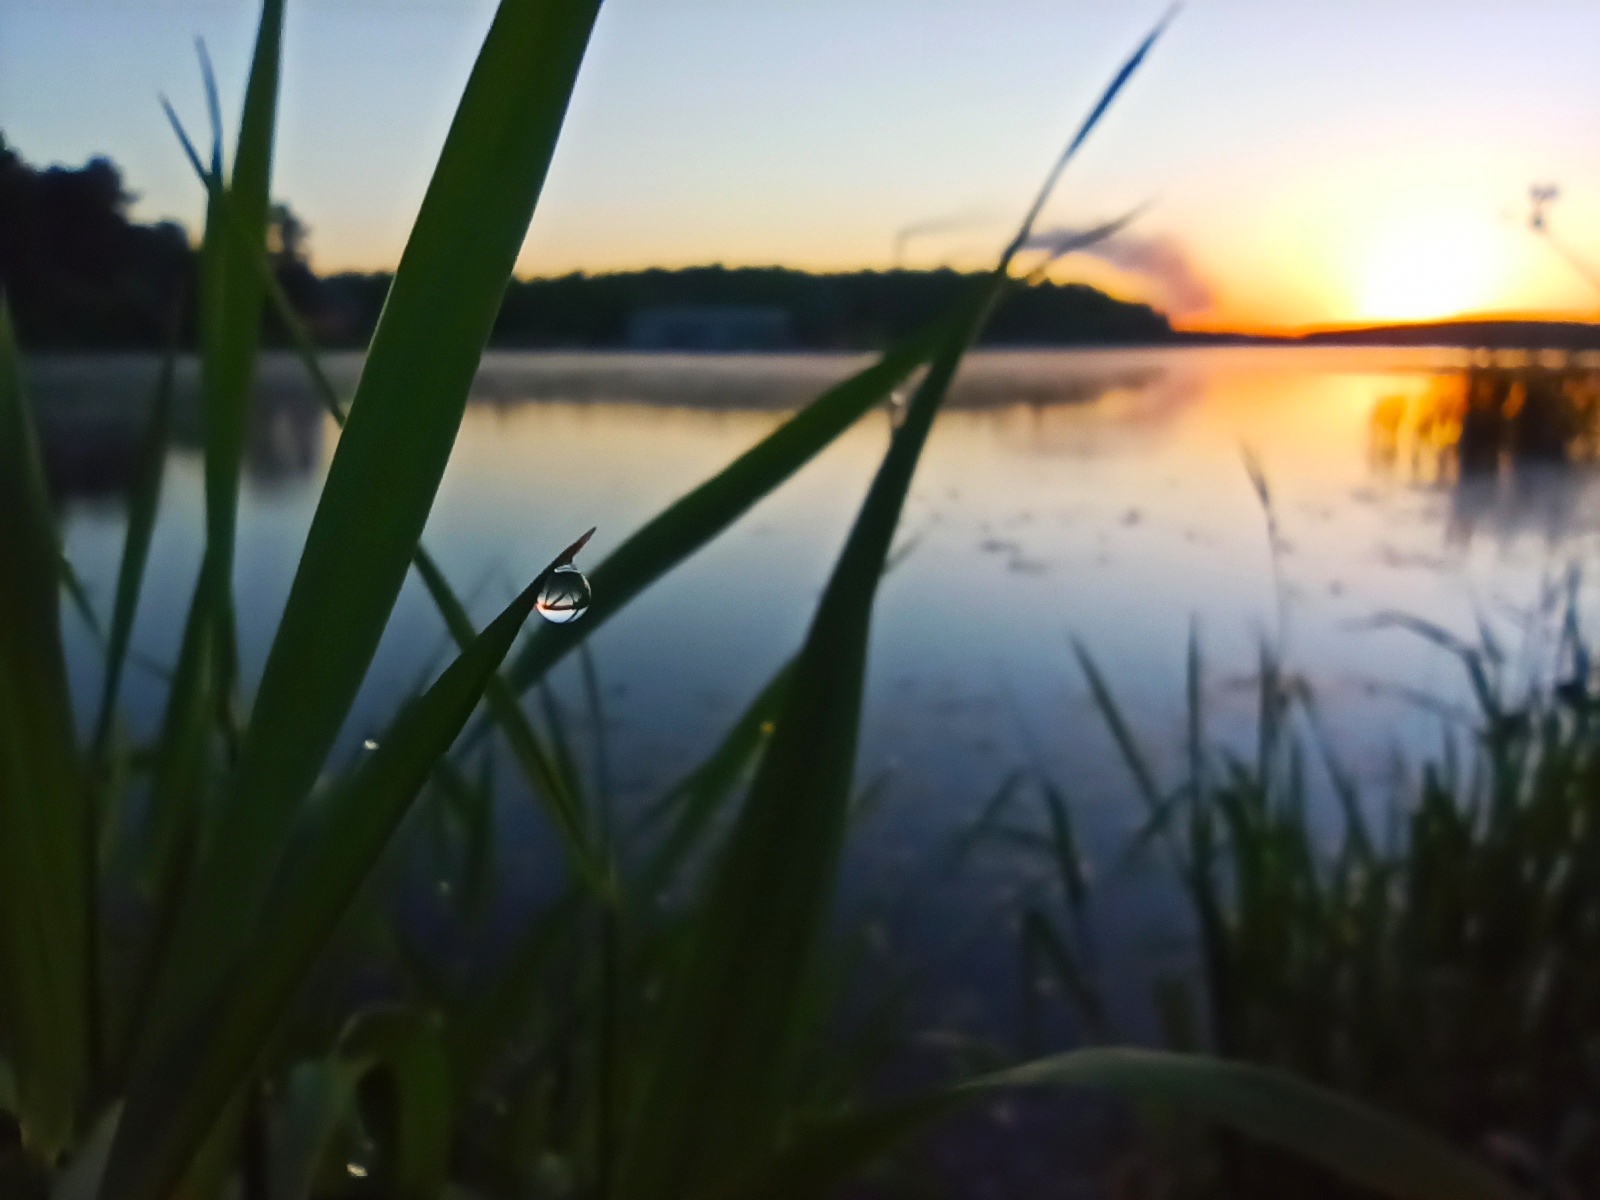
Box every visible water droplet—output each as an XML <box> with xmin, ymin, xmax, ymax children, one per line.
<box><xmin>362</xmin><ymin>738</ymin><xmax>378</xmax><ymax>751</ymax></box>
<box><xmin>535</xmin><ymin>565</ymin><xmax>591</xmax><ymax>624</ymax></box>
<box><xmin>886</xmin><ymin>388</ymin><xmax>908</xmax><ymax>430</ymax></box>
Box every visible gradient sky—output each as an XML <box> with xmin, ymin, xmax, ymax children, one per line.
<box><xmin>6</xmin><ymin>0</ymin><xmax>1600</xmax><ymax>330</ymax></box>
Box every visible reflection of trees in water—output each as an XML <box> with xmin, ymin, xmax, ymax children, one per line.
<box><xmin>33</xmin><ymin>369</ymin><xmax>324</xmax><ymax>504</ymax></box>
<box><xmin>1369</xmin><ymin>355</ymin><xmax>1600</xmax><ymax>542</ymax></box>
<box><xmin>983</xmin><ymin>370</ymin><xmax>1192</xmax><ymax>458</ymax></box>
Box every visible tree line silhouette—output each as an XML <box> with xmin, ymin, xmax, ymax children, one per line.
<box><xmin>1</xmin><ymin>136</ymin><xmax>1177</xmax><ymax>351</ymax></box>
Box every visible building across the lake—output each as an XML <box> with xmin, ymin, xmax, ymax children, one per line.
<box><xmin>626</xmin><ymin>304</ymin><xmax>793</xmax><ymax>351</ymax></box>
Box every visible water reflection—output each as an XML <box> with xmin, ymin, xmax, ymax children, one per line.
<box><xmin>31</xmin><ymin>349</ymin><xmax>1171</xmax><ymax>506</ymax></box>
<box><xmin>1368</xmin><ymin>354</ymin><xmax>1600</xmax><ymax>543</ymax></box>
<box><xmin>47</xmin><ymin>345</ymin><xmax>1600</xmax><ymax>863</ymax></box>
<box><xmin>29</xmin><ymin>355</ymin><xmax>324</xmax><ymax>503</ymax></box>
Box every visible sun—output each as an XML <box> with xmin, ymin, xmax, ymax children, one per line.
<box><xmin>1354</xmin><ymin>210</ymin><xmax>1508</xmax><ymax>324</ymax></box>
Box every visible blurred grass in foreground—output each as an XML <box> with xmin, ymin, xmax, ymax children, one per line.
<box><xmin>998</xmin><ymin>562</ymin><xmax>1600</xmax><ymax>1199</ymax></box>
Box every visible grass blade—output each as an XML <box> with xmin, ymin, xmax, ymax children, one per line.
<box><xmin>715</xmin><ymin>1048</ymin><xmax>1516</xmax><ymax>1200</ymax></box>
<box><xmin>101</xmin><ymin>532</ymin><xmax>593</xmax><ymax>1200</ymax></box>
<box><xmin>496</xmin><ymin>325</ymin><xmax>946</xmax><ymax>704</ymax></box>
<box><xmin>337</xmin><ymin>1007</ymin><xmax>452</xmax><ymax>1200</ymax></box>
<box><xmin>618</xmin><ymin>281</ymin><xmax>995</xmax><ymax>1200</ymax></box>
<box><xmin>58</xmin><ymin>555</ymin><xmax>104</xmax><ymax>648</ymax></box>
<box><xmin>412</xmin><ymin>550</ymin><xmax>603</xmax><ymax>890</ymax></box>
<box><xmin>1073</xmin><ymin>640</ymin><xmax>1165</xmax><ymax>813</ymax></box>
<box><xmin>490</xmin><ymin>0</ymin><xmax>1171</xmax><ymax>712</ymax></box>
<box><xmin>619</xmin><ymin>18</ymin><xmax>1169</xmax><ymax>1190</ymax></box>
<box><xmin>198</xmin><ymin>0</ymin><xmax>282</xmax><ymax>615</ymax></box>
<box><xmin>267</xmin><ymin>1061</ymin><xmax>351</xmax><ymax>1200</ymax></box>
<box><xmin>92</xmin><ymin>331</ymin><xmax>176</xmax><ymax>756</ymax></box>
<box><xmin>138</xmin><ymin>0</ymin><xmax>602</xmax><ymax>1063</ymax></box>
<box><xmin>164</xmin><ymin>118</ymin><xmax>605</xmax><ymax>895</ymax></box>
<box><xmin>0</xmin><ymin>299</ymin><xmax>89</xmax><ymax>1155</ymax></box>
<box><xmin>636</xmin><ymin>657</ymin><xmax>793</xmax><ymax>902</ymax></box>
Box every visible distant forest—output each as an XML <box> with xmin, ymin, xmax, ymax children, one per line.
<box><xmin>0</xmin><ymin>136</ymin><xmax>1178</xmax><ymax>350</ymax></box>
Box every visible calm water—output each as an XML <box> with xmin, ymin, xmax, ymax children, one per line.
<box><xmin>36</xmin><ymin>344</ymin><xmax>1600</xmax><ymax>1014</ymax></box>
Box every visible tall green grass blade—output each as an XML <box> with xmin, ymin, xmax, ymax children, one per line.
<box><xmin>140</xmin><ymin>0</ymin><xmax>601</xmax><ymax>1062</ymax></box>
<box><xmin>620</xmin><ymin>21</ymin><xmax>1167</xmax><ymax>1190</ymax></box>
<box><xmin>0</xmin><ymin>299</ymin><xmax>89</xmax><ymax>1156</ymax></box>
<box><xmin>84</xmin><ymin>322</ymin><xmax>178</xmax><ymax>1097</ymax></box>
<box><xmin>1001</xmin><ymin>6</ymin><xmax>1176</xmax><ymax>260</ymax></box>
<box><xmin>446</xmin><ymin>891</ymin><xmax>580</xmax><ymax>1095</ymax></box>
<box><xmin>578</xmin><ymin>643</ymin><xmax>614</xmax><ymax>843</ymax></box>
<box><xmin>58</xmin><ymin>556</ymin><xmax>104</xmax><ymax>648</ymax></box>
<box><xmin>636</xmin><ymin>658</ymin><xmax>793</xmax><ymax>902</ymax></box>
<box><xmin>102</xmin><ymin>534</ymin><xmax>592</xmax><ymax>1200</ymax></box>
<box><xmin>1073</xmin><ymin>640</ymin><xmax>1165</xmax><ymax>812</ymax></box>
<box><xmin>619</xmin><ymin>283</ymin><xmax>995</xmax><ymax>1200</ymax></box>
<box><xmin>338</xmin><ymin>1007</ymin><xmax>452</xmax><ymax>1200</ymax></box>
<box><xmin>119</xmin><ymin>9</ymin><xmax>286</xmax><ymax>1083</ymax></box>
<box><xmin>412</xmin><ymin>550</ymin><xmax>601</xmax><ymax>889</ymax></box>
<box><xmin>268</xmin><ymin>1061</ymin><xmax>351</xmax><ymax>1200</ymax></box>
<box><xmin>166</xmin><ymin>107</ymin><xmax>607</xmax><ymax>895</ymax></box>
<box><xmin>198</xmin><ymin>0</ymin><xmax>282</xmax><ymax>605</ymax></box>
<box><xmin>1020</xmin><ymin>909</ymin><xmax>1105</xmax><ymax>1039</ymax></box>
<box><xmin>1038</xmin><ymin>778</ymin><xmax>1088</xmax><ymax>911</ymax></box>
<box><xmin>715</xmin><ymin>1048</ymin><xmax>1516</xmax><ymax>1200</ymax></box>
<box><xmin>92</xmin><ymin>335</ymin><xmax>176</xmax><ymax>756</ymax></box>
<box><xmin>944</xmin><ymin>769</ymin><xmax>1028</xmax><ymax>871</ymax></box>
<box><xmin>496</xmin><ymin>327</ymin><xmax>946</xmax><ymax>704</ymax></box>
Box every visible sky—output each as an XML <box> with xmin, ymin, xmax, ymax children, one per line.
<box><xmin>6</xmin><ymin>0</ymin><xmax>1600</xmax><ymax>331</ymax></box>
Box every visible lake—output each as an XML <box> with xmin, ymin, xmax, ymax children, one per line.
<box><xmin>34</xmin><ymin>344</ymin><xmax>1600</xmax><ymax>1035</ymax></box>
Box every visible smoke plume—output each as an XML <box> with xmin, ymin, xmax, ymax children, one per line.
<box><xmin>1026</xmin><ymin>226</ymin><xmax>1213</xmax><ymax>316</ymax></box>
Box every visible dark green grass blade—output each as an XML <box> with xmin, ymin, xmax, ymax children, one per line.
<box><xmin>268</xmin><ymin>1061</ymin><xmax>351</xmax><ymax>1200</ymax></box>
<box><xmin>93</xmin><ymin>336</ymin><xmax>176</xmax><ymax>756</ymax></box>
<box><xmin>1021</xmin><ymin>909</ymin><xmax>1106</xmax><ymax>1038</ymax></box>
<box><xmin>493</xmin><ymin>4</ymin><xmax>1173</xmax><ymax>712</ymax></box>
<box><xmin>620</xmin><ymin>283</ymin><xmax>999</xmax><ymax>1200</ymax></box>
<box><xmin>411</xmin><ymin>550</ymin><xmax>602</xmax><ymax>889</ymax></box>
<box><xmin>497</xmin><ymin>327</ymin><xmax>946</xmax><ymax>703</ymax></box>
<box><xmin>338</xmin><ymin>1007</ymin><xmax>452</xmax><ymax>1200</ymax></box>
<box><xmin>0</xmin><ymin>299</ymin><xmax>89</xmax><ymax>1155</ymax></box>
<box><xmin>714</xmin><ymin>1048</ymin><xmax>1517</xmax><ymax>1200</ymax></box>
<box><xmin>140</xmin><ymin>0</ymin><xmax>601</xmax><ymax>1059</ymax></box>
<box><xmin>1073</xmin><ymin>640</ymin><xmax>1165</xmax><ymax>812</ymax></box>
<box><xmin>166</xmin><ymin>108</ymin><xmax>606</xmax><ymax>895</ymax></box>
<box><xmin>944</xmin><ymin>768</ymin><xmax>1028</xmax><ymax>871</ymax></box>
<box><xmin>1002</xmin><ymin>6</ymin><xmax>1177</xmax><ymax>259</ymax></box>
<box><xmin>170</xmin><ymin>113</ymin><xmax>605</xmax><ymax>895</ymax></box>
<box><xmin>117</xmin><ymin>11</ymin><xmax>286</xmax><ymax>1084</ymax></box>
<box><xmin>198</xmin><ymin>0</ymin><xmax>281</xmax><ymax>604</ymax></box>
<box><xmin>84</xmin><ymin>311</ymin><xmax>178</xmax><ymax>1098</ymax></box>
<box><xmin>101</xmin><ymin>535</ymin><xmax>590</xmax><ymax>1200</ymax></box>
<box><xmin>636</xmin><ymin>657</ymin><xmax>794</xmax><ymax>902</ymax></box>
<box><xmin>59</xmin><ymin>555</ymin><xmax>104</xmax><ymax>647</ymax></box>
<box><xmin>621</xmin><ymin>20</ymin><xmax>1168</xmax><ymax>1191</ymax></box>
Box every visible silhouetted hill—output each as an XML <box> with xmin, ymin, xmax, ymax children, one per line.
<box><xmin>1295</xmin><ymin>318</ymin><xmax>1600</xmax><ymax>350</ymax></box>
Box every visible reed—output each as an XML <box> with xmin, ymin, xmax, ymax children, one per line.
<box><xmin>1009</xmin><ymin>592</ymin><xmax>1600</xmax><ymax>1198</ymax></box>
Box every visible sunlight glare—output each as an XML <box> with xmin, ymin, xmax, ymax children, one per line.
<box><xmin>1355</xmin><ymin>210</ymin><xmax>1507</xmax><ymax>323</ymax></box>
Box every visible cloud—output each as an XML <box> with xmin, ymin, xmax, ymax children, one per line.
<box><xmin>1026</xmin><ymin>227</ymin><xmax>1214</xmax><ymax>316</ymax></box>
